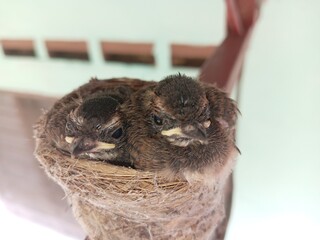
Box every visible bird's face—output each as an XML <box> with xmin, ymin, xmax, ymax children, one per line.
<box><xmin>64</xmin><ymin>96</ymin><xmax>125</xmax><ymax>160</ymax></box>
<box><xmin>146</xmin><ymin>75</ymin><xmax>212</xmax><ymax>147</ymax></box>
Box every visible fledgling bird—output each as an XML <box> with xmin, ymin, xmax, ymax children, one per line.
<box><xmin>40</xmin><ymin>77</ymin><xmax>155</xmax><ymax>167</ymax></box>
<box><xmin>127</xmin><ymin>74</ymin><xmax>239</xmax><ymax>180</ymax></box>
<box><xmin>64</xmin><ymin>94</ymin><xmax>129</xmax><ymax>166</ymax></box>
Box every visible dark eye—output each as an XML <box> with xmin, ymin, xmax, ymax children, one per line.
<box><xmin>111</xmin><ymin>128</ymin><xmax>123</xmax><ymax>139</ymax></box>
<box><xmin>65</xmin><ymin>121</ymin><xmax>75</xmax><ymax>135</ymax></box>
<box><xmin>153</xmin><ymin>115</ymin><xmax>163</xmax><ymax>125</ymax></box>
<box><xmin>96</xmin><ymin>124</ymin><xmax>102</xmax><ymax>130</ymax></box>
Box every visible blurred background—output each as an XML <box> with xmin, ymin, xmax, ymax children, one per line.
<box><xmin>0</xmin><ymin>0</ymin><xmax>319</xmax><ymax>239</ymax></box>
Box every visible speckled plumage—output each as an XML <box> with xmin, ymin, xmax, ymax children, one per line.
<box><xmin>39</xmin><ymin>77</ymin><xmax>155</xmax><ymax>167</ymax></box>
<box><xmin>127</xmin><ymin>74</ymin><xmax>239</xmax><ymax>180</ymax></box>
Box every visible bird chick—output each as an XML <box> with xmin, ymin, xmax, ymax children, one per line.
<box><xmin>63</xmin><ymin>95</ymin><xmax>130</xmax><ymax>166</ymax></box>
<box><xmin>41</xmin><ymin>77</ymin><xmax>155</xmax><ymax>167</ymax></box>
<box><xmin>127</xmin><ymin>74</ymin><xmax>239</xmax><ymax>180</ymax></box>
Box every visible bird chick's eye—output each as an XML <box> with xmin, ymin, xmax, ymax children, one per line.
<box><xmin>66</xmin><ymin>121</ymin><xmax>72</xmax><ymax>130</ymax></box>
<box><xmin>153</xmin><ymin>115</ymin><xmax>163</xmax><ymax>125</ymax></box>
<box><xmin>65</xmin><ymin>121</ymin><xmax>76</xmax><ymax>135</ymax></box>
<box><xmin>96</xmin><ymin>124</ymin><xmax>102</xmax><ymax>130</ymax></box>
<box><xmin>111</xmin><ymin>127</ymin><xmax>123</xmax><ymax>139</ymax></box>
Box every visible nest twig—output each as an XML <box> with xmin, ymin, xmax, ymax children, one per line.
<box><xmin>34</xmin><ymin>120</ymin><xmax>227</xmax><ymax>240</ymax></box>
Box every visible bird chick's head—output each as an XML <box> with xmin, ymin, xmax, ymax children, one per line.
<box><xmin>147</xmin><ymin>74</ymin><xmax>211</xmax><ymax>147</ymax></box>
<box><xmin>64</xmin><ymin>96</ymin><xmax>125</xmax><ymax>160</ymax></box>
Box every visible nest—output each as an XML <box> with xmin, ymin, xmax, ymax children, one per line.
<box><xmin>34</xmin><ymin>117</ymin><xmax>230</xmax><ymax>240</ymax></box>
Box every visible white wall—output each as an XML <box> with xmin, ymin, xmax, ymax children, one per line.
<box><xmin>0</xmin><ymin>0</ymin><xmax>224</xmax><ymax>96</ymax></box>
<box><xmin>229</xmin><ymin>1</ymin><xmax>320</xmax><ymax>239</ymax></box>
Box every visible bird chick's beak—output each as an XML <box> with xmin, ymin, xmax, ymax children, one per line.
<box><xmin>66</xmin><ymin>137</ymin><xmax>115</xmax><ymax>157</ymax></box>
<box><xmin>161</xmin><ymin>127</ymin><xmax>183</xmax><ymax>137</ymax></box>
<box><xmin>161</xmin><ymin>123</ymin><xmax>207</xmax><ymax>143</ymax></box>
<box><xmin>95</xmin><ymin>141</ymin><xmax>116</xmax><ymax>150</ymax></box>
<box><xmin>182</xmin><ymin>124</ymin><xmax>207</xmax><ymax>141</ymax></box>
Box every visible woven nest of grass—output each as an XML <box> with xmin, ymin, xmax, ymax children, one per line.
<box><xmin>34</xmin><ymin>118</ymin><xmax>226</xmax><ymax>240</ymax></box>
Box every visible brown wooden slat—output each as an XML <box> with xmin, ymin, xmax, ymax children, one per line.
<box><xmin>101</xmin><ymin>41</ymin><xmax>155</xmax><ymax>64</ymax></box>
<box><xmin>171</xmin><ymin>44</ymin><xmax>216</xmax><ymax>68</ymax></box>
<box><xmin>45</xmin><ymin>40</ymin><xmax>89</xmax><ymax>60</ymax></box>
<box><xmin>1</xmin><ymin>39</ymin><xmax>36</xmax><ymax>57</ymax></box>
